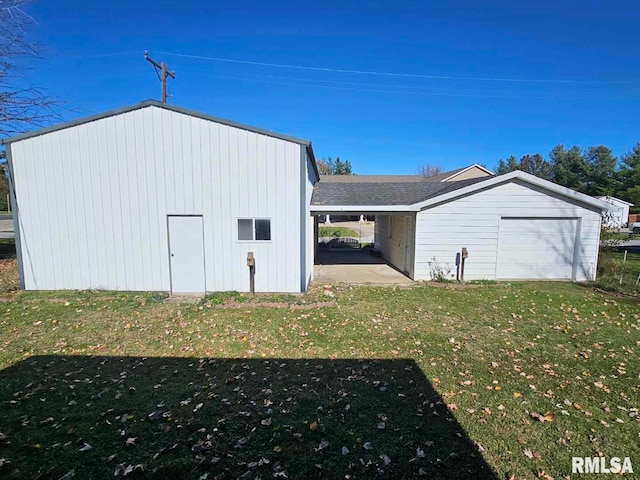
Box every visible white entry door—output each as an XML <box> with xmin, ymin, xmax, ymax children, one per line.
<box><xmin>168</xmin><ymin>215</ymin><xmax>206</xmax><ymax>294</ymax></box>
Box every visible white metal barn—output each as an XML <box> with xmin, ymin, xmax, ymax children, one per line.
<box><xmin>4</xmin><ymin>102</ymin><xmax>612</xmax><ymax>292</ymax></box>
<box><xmin>597</xmin><ymin>196</ymin><xmax>633</xmax><ymax>228</ymax></box>
<box><xmin>4</xmin><ymin>101</ymin><xmax>318</xmax><ymax>293</ymax></box>
<box><xmin>311</xmin><ymin>166</ymin><xmax>612</xmax><ymax>282</ymax></box>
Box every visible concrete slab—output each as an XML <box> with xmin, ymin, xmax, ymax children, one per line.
<box><xmin>0</xmin><ymin>220</ymin><xmax>14</xmax><ymax>232</ymax></box>
<box><xmin>314</xmin><ymin>250</ymin><xmax>413</xmax><ymax>285</ymax></box>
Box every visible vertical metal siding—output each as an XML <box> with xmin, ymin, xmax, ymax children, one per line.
<box><xmin>10</xmin><ymin>106</ymin><xmax>303</xmax><ymax>292</ymax></box>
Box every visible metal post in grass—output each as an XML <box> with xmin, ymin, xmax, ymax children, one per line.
<box><xmin>620</xmin><ymin>250</ymin><xmax>628</xmax><ymax>285</ymax></box>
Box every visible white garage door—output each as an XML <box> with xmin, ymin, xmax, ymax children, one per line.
<box><xmin>497</xmin><ymin>218</ymin><xmax>578</xmax><ymax>280</ymax></box>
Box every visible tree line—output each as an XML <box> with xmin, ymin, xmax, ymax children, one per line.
<box><xmin>317</xmin><ymin>157</ymin><xmax>353</xmax><ymax>175</ymax></box>
<box><xmin>495</xmin><ymin>143</ymin><xmax>640</xmax><ymax>205</ymax></box>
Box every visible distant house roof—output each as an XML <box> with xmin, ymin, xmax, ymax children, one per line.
<box><xmin>597</xmin><ymin>196</ymin><xmax>634</xmax><ymax>206</ymax></box>
<box><xmin>438</xmin><ymin>164</ymin><xmax>494</xmax><ymax>181</ymax></box>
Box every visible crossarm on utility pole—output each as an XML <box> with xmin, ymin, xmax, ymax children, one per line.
<box><xmin>144</xmin><ymin>50</ymin><xmax>176</xmax><ymax>103</ymax></box>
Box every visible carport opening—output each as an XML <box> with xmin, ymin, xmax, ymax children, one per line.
<box><xmin>313</xmin><ymin>213</ymin><xmax>414</xmax><ymax>285</ymax></box>
<box><xmin>316</xmin><ymin>214</ymin><xmax>376</xmax><ymax>262</ymax></box>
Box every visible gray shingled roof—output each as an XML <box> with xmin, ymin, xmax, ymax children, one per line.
<box><xmin>318</xmin><ymin>166</ymin><xmax>468</xmax><ymax>184</ymax></box>
<box><xmin>311</xmin><ymin>175</ymin><xmax>491</xmax><ymax>206</ymax></box>
<box><xmin>320</xmin><ymin>174</ymin><xmax>426</xmax><ymax>183</ymax></box>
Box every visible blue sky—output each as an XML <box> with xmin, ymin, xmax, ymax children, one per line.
<box><xmin>22</xmin><ymin>0</ymin><xmax>640</xmax><ymax>173</ymax></box>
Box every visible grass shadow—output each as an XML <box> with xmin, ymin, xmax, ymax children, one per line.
<box><xmin>0</xmin><ymin>356</ymin><xmax>497</xmax><ymax>479</ymax></box>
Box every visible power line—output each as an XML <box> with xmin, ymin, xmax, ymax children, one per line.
<box><xmin>178</xmin><ymin>71</ymin><xmax>611</xmax><ymax>100</ymax></box>
<box><xmin>157</xmin><ymin>51</ymin><xmax>633</xmax><ymax>84</ymax></box>
<box><xmin>178</xmin><ymin>67</ymin><xmax>618</xmax><ymax>96</ymax></box>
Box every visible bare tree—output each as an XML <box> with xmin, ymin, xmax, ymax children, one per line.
<box><xmin>416</xmin><ymin>164</ymin><xmax>443</xmax><ymax>178</ymax></box>
<box><xmin>1</xmin><ymin>0</ymin><xmax>58</xmax><ymax>137</ymax></box>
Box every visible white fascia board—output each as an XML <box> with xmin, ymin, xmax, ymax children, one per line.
<box><xmin>413</xmin><ymin>170</ymin><xmax>614</xmax><ymax>212</ymax></box>
<box><xmin>310</xmin><ymin>205</ymin><xmax>416</xmax><ymax>213</ymax></box>
<box><xmin>597</xmin><ymin>196</ymin><xmax>634</xmax><ymax>206</ymax></box>
<box><xmin>441</xmin><ymin>163</ymin><xmax>495</xmax><ymax>182</ymax></box>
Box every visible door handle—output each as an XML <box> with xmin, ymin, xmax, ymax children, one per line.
<box><xmin>171</xmin><ymin>253</ymin><xmax>174</xmax><ymax>257</ymax></box>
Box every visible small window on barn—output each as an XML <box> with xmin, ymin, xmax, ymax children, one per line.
<box><xmin>255</xmin><ymin>219</ymin><xmax>271</xmax><ymax>240</ymax></box>
<box><xmin>237</xmin><ymin>218</ymin><xmax>271</xmax><ymax>241</ymax></box>
<box><xmin>238</xmin><ymin>219</ymin><xmax>254</xmax><ymax>240</ymax></box>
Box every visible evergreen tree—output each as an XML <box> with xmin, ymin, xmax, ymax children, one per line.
<box><xmin>619</xmin><ymin>144</ymin><xmax>640</xmax><ymax>204</ymax></box>
<box><xmin>519</xmin><ymin>153</ymin><xmax>552</xmax><ymax>180</ymax></box>
<box><xmin>495</xmin><ymin>155</ymin><xmax>519</xmax><ymax>174</ymax></box>
<box><xmin>549</xmin><ymin>145</ymin><xmax>588</xmax><ymax>193</ymax></box>
<box><xmin>584</xmin><ymin>145</ymin><xmax>619</xmax><ymax>196</ymax></box>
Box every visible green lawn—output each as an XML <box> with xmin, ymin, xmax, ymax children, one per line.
<box><xmin>318</xmin><ymin>226</ymin><xmax>359</xmax><ymax>237</ymax></box>
<box><xmin>0</xmin><ymin>283</ymin><xmax>638</xmax><ymax>479</ymax></box>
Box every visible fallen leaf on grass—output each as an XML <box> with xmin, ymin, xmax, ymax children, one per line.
<box><xmin>531</xmin><ymin>411</ymin><xmax>554</xmax><ymax>422</ymax></box>
<box><xmin>125</xmin><ymin>437</ymin><xmax>137</xmax><ymax>446</ymax></box>
<box><xmin>524</xmin><ymin>448</ymin><xmax>542</xmax><ymax>460</ymax></box>
<box><xmin>315</xmin><ymin>439</ymin><xmax>329</xmax><ymax>452</ymax></box>
<box><xmin>114</xmin><ymin>463</ymin><xmax>144</xmax><ymax>477</ymax></box>
<box><xmin>78</xmin><ymin>442</ymin><xmax>92</xmax><ymax>452</ymax></box>
<box><xmin>309</xmin><ymin>420</ymin><xmax>318</xmax><ymax>431</ymax></box>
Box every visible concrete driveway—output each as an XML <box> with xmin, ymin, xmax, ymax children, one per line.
<box><xmin>314</xmin><ymin>250</ymin><xmax>413</xmax><ymax>286</ymax></box>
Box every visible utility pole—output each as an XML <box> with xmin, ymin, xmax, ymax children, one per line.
<box><xmin>144</xmin><ymin>51</ymin><xmax>175</xmax><ymax>103</ymax></box>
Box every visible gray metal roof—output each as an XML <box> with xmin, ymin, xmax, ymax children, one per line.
<box><xmin>1</xmin><ymin>99</ymin><xmax>312</xmax><ymax>146</ymax></box>
<box><xmin>312</xmin><ymin>175</ymin><xmax>490</xmax><ymax>206</ymax></box>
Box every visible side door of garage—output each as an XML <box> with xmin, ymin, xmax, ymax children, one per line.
<box><xmin>168</xmin><ymin>215</ymin><xmax>206</xmax><ymax>294</ymax></box>
<box><xmin>496</xmin><ymin>217</ymin><xmax>578</xmax><ymax>280</ymax></box>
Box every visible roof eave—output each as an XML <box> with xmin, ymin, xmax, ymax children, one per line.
<box><xmin>413</xmin><ymin>170</ymin><xmax>613</xmax><ymax>212</ymax></box>
<box><xmin>305</xmin><ymin>144</ymin><xmax>320</xmax><ymax>181</ymax></box>
<box><xmin>311</xmin><ymin>204</ymin><xmax>417</xmax><ymax>213</ymax></box>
